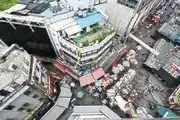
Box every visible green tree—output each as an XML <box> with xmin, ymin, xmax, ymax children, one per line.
<box><xmin>0</xmin><ymin>0</ymin><xmax>16</xmax><ymax>11</ymax></box>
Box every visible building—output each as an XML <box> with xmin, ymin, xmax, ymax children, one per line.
<box><xmin>0</xmin><ymin>0</ymin><xmax>58</xmax><ymax>57</ymax></box>
<box><xmin>157</xmin><ymin>49</ymin><xmax>180</xmax><ymax>87</ymax></box>
<box><xmin>157</xmin><ymin>0</ymin><xmax>180</xmax><ymax>44</ymax></box>
<box><xmin>0</xmin><ymin>0</ymin><xmax>130</xmax><ymax>83</ymax></box>
<box><xmin>41</xmin><ymin>84</ymin><xmax>72</xmax><ymax>120</ymax></box>
<box><xmin>0</xmin><ymin>40</ymin><xmax>49</xmax><ymax>120</ymax></box>
<box><xmin>68</xmin><ymin>105</ymin><xmax>121</xmax><ymax>120</ymax></box>
<box><xmin>169</xmin><ymin>84</ymin><xmax>180</xmax><ymax>109</ymax></box>
<box><xmin>47</xmin><ymin>7</ymin><xmax>116</xmax><ymax>74</ymax></box>
<box><xmin>144</xmin><ymin>39</ymin><xmax>175</xmax><ymax>71</ymax></box>
<box><xmin>144</xmin><ymin>39</ymin><xmax>180</xmax><ymax>87</ymax></box>
<box><xmin>96</xmin><ymin>0</ymin><xmax>164</xmax><ymax>35</ymax></box>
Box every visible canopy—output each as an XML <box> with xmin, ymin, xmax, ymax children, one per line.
<box><xmin>74</xmin><ymin>12</ymin><xmax>104</xmax><ymax>28</ymax></box>
<box><xmin>65</xmin><ymin>25</ymin><xmax>82</xmax><ymax>36</ymax></box>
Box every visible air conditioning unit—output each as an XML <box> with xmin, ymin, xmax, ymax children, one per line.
<box><xmin>76</xmin><ymin>9</ymin><xmax>83</xmax><ymax>17</ymax></box>
<box><xmin>49</xmin><ymin>1</ymin><xmax>59</xmax><ymax>13</ymax></box>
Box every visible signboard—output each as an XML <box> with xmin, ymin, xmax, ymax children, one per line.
<box><xmin>170</xmin><ymin>62</ymin><xmax>180</xmax><ymax>74</ymax></box>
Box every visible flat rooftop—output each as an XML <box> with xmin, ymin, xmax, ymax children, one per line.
<box><xmin>49</xmin><ymin>9</ymin><xmax>114</xmax><ymax>47</ymax></box>
<box><xmin>2</xmin><ymin>0</ymin><xmax>72</xmax><ymax>18</ymax></box>
<box><xmin>144</xmin><ymin>39</ymin><xmax>175</xmax><ymax>70</ymax></box>
<box><xmin>0</xmin><ymin>41</ymin><xmax>32</xmax><ymax>104</ymax></box>
<box><xmin>0</xmin><ymin>43</ymin><xmax>31</xmax><ymax>91</ymax></box>
<box><xmin>0</xmin><ymin>85</ymin><xmax>47</xmax><ymax>120</ymax></box>
<box><xmin>68</xmin><ymin>105</ymin><xmax>121</xmax><ymax>120</ymax></box>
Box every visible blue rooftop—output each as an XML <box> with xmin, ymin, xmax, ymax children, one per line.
<box><xmin>74</xmin><ymin>12</ymin><xmax>104</xmax><ymax>28</ymax></box>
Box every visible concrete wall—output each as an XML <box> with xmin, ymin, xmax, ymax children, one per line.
<box><xmin>96</xmin><ymin>1</ymin><xmax>135</xmax><ymax>35</ymax></box>
<box><xmin>96</xmin><ymin>0</ymin><xmax>164</xmax><ymax>36</ymax></box>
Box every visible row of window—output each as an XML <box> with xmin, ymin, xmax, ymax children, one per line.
<box><xmin>60</xmin><ymin>38</ymin><xmax>112</xmax><ymax>59</ymax></box>
<box><xmin>22</xmin><ymin>65</ymin><xmax>29</xmax><ymax>76</ymax></box>
<box><xmin>63</xmin><ymin>45</ymin><xmax>110</xmax><ymax>65</ymax></box>
<box><xmin>23</xmin><ymin>57</ymin><xmax>30</xmax><ymax>66</ymax></box>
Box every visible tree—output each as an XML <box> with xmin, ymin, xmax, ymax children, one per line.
<box><xmin>0</xmin><ymin>0</ymin><xmax>16</xmax><ymax>11</ymax></box>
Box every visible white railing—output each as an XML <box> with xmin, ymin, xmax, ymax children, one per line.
<box><xmin>80</xmin><ymin>32</ymin><xmax>115</xmax><ymax>54</ymax></box>
<box><xmin>81</xmin><ymin>41</ymin><xmax>112</xmax><ymax>61</ymax></box>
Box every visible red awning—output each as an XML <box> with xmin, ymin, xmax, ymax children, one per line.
<box><xmin>91</xmin><ymin>67</ymin><xmax>105</xmax><ymax>80</ymax></box>
<box><xmin>53</xmin><ymin>60</ymin><xmax>66</xmax><ymax>73</ymax></box>
<box><xmin>65</xmin><ymin>68</ymin><xmax>79</xmax><ymax>80</ymax></box>
<box><xmin>79</xmin><ymin>74</ymin><xmax>95</xmax><ymax>86</ymax></box>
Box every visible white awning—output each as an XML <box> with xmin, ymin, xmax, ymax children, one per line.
<box><xmin>50</xmin><ymin>18</ymin><xmax>77</xmax><ymax>31</ymax></box>
<box><xmin>65</xmin><ymin>25</ymin><xmax>82</xmax><ymax>36</ymax></box>
<box><xmin>5</xmin><ymin>4</ymin><xmax>26</xmax><ymax>14</ymax></box>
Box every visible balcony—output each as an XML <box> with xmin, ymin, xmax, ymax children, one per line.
<box><xmin>73</xmin><ymin>26</ymin><xmax>115</xmax><ymax>48</ymax></box>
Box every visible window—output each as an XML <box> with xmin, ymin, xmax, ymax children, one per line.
<box><xmin>22</xmin><ymin>66</ymin><xmax>29</xmax><ymax>75</ymax></box>
<box><xmin>23</xmin><ymin>103</ymin><xmax>30</xmax><ymax>107</ymax></box>
<box><xmin>42</xmin><ymin>73</ymin><xmax>45</xmax><ymax>78</ymax></box>
<box><xmin>39</xmin><ymin>98</ymin><xmax>44</xmax><ymax>101</ymax></box>
<box><xmin>41</xmin><ymin>81</ymin><xmax>45</xmax><ymax>86</ymax></box>
<box><xmin>36</xmin><ymin>66</ymin><xmax>39</xmax><ymax>72</ymax></box>
<box><xmin>59</xmin><ymin>30</ymin><xmax>63</xmax><ymax>36</ymax></box>
<box><xmin>81</xmin><ymin>28</ymin><xmax>86</xmax><ymax>34</ymax></box>
<box><xmin>4</xmin><ymin>105</ymin><xmax>15</xmax><ymax>110</ymax></box>
<box><xmin>24</xmin><ymin>90</ymin><xmax>32</xmax><ymax>96</ymax></box>
<box><xmin>10</xmin><ymin>82</ymin><xmax>20</xmax><ymax>89</ymax></box>
<box><xmin>23</xmin><ymin>58</ymin><xmax>30</xmax><ymax>66</ymax></box>
<box><xmin>0</xmin><ymin>89</ymin><xmax>11</xmax><ymax>96</ymax></box>
<box><xmin>34</xmin><ymin>76</ymin><xmax>39</xmax><ymax>82</ymax></box>
<box><xmin>11</xmin><ymin>64</ymin><xmax>18</xmax><ymax>70</ymax></box>
<box><xmin>18</xmin><ymin>107</ymin><xmax>26</xmax><ymax>112</ymax></box>
<box><xmin>90</xmin><ymin>23</ymin><xmax>98</xmax><ymax>28</ymax></box>
<box><xmin>32</xmin><ymin>94</ymin><xmax>39</xmax><ymax>98</ymax></box>
<box><xmin>6</xmin><ymin>118</ymin><xmax>17</xmax><ymax>120</ymax></box>
<box><xmin>26</xmin><ymin>108</ymin><xmax>32</xmax><ymax>112</ymax></box>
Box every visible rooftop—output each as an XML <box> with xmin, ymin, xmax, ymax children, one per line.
<box><xmin>162</xmin><ymin>50</ymin><xmax>180</xmax><ymax>79</ymax></box>
<box><xmin>0</xmin><ymin>85</ymin><xmax>47</xmax><ymax>120</ymax></box>
<box><xmin>49</xmin><ymin>9</ymin><xmax>115</xmax><ymax>48</ymax></box>
<box><xmin>0</xmin><ymin>42</ymin><xmax>31</xmax><ymax>92</ymax></box>
<box><xmin>158</xmin><ymin>17</ymin><xmax>180</xmax><ymax>42</ymax></box>
<box><xmin>144</xmin><ymin>39</ymin><xmax>175</xmax><ymax>70</ymax></box>
<box><xmin>73</xmin><ymin>10</ymin><xmax>104</xmax><ymax>28</ymax></box>
<box><xmin>68</xmin><ymin>105</ymin><xmax>121</xmax><ymax>120</ymax></box>
<box><xmin>41</xmin><ymin>84</ymin><xmax>72</xmax><ymax>120</ymax></box>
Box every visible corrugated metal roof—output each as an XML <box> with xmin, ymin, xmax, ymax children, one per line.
<box><xmin>73</xmin><ymin>106</ymin><xmax>101</xmax><ymax>113</ymax></box>
<box><xmin>79</xmin><ymin>74</ymin><xmax>95</xmax><ymax>86</ymax></box>
<box><xmin>74</xmin><ymin>12</ymin><xmax>104</xmax><ymax>28</ymax></box>
<box><xmin>99</xmin><ymin>105</ymin><xmax>121</xmax><ymax>119</ymax></box>
<box><xmin>57</xmin><ymin>98</ymin><xmax>71</xmax><ymax>108</ymax></box>
<box><xmin>41</xmin><ymin>84</ymin><xmax>72</xmax><ymax>120</ymax></box>
<box><xmin>65</xmin><ymin>25</ymin><xmax>82</xmax><ymax>36</ymax></box>
<box><xmin>68</xmin><ymin>105</ymin><xmax>121</xmax><ymax>120</ymax></box>
<box><xmin>50</xmin><ymin>18</ymin><xmax>77</xmax><ymax>31</ymax></box>
<box><xmin>42</xmin><ymin>105</ymin><xmax>66</xmax><ymax>120</ymax></box>
<box><xmin>144</xmin><ymin>39</ymin><xmax>175</xmax><ymax>70</ymax></box>
<box><xmin>59</xmin><ymin>86</ymin><xmax>72</xmax><ymax>97</ymax></box>
<box><xmin>91</xmin><ymin>67</ymin><xmax>105</xmax><ymax>80</ymax></box>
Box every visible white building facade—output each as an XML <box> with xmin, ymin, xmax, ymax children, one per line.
<box><xmin>0</xmin><ymin>41</ymin><xmax>49</xmax><ymax>120</ymax></box>
<box><xmin>46</xmin><ymin>7</ymin><xmax>116</xmax><ymax>74</ymax></box>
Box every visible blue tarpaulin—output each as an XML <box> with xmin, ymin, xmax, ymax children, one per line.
<box><xmin>74</xmin><ymin>12</ymin><xmax>104</xmax><ymax>28</ymax></box>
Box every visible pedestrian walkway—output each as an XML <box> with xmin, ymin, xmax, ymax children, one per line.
<box><xmin>129</xmin><ymin>34</ymin><xmax>159</xmax><ymax>56</ymax></box>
